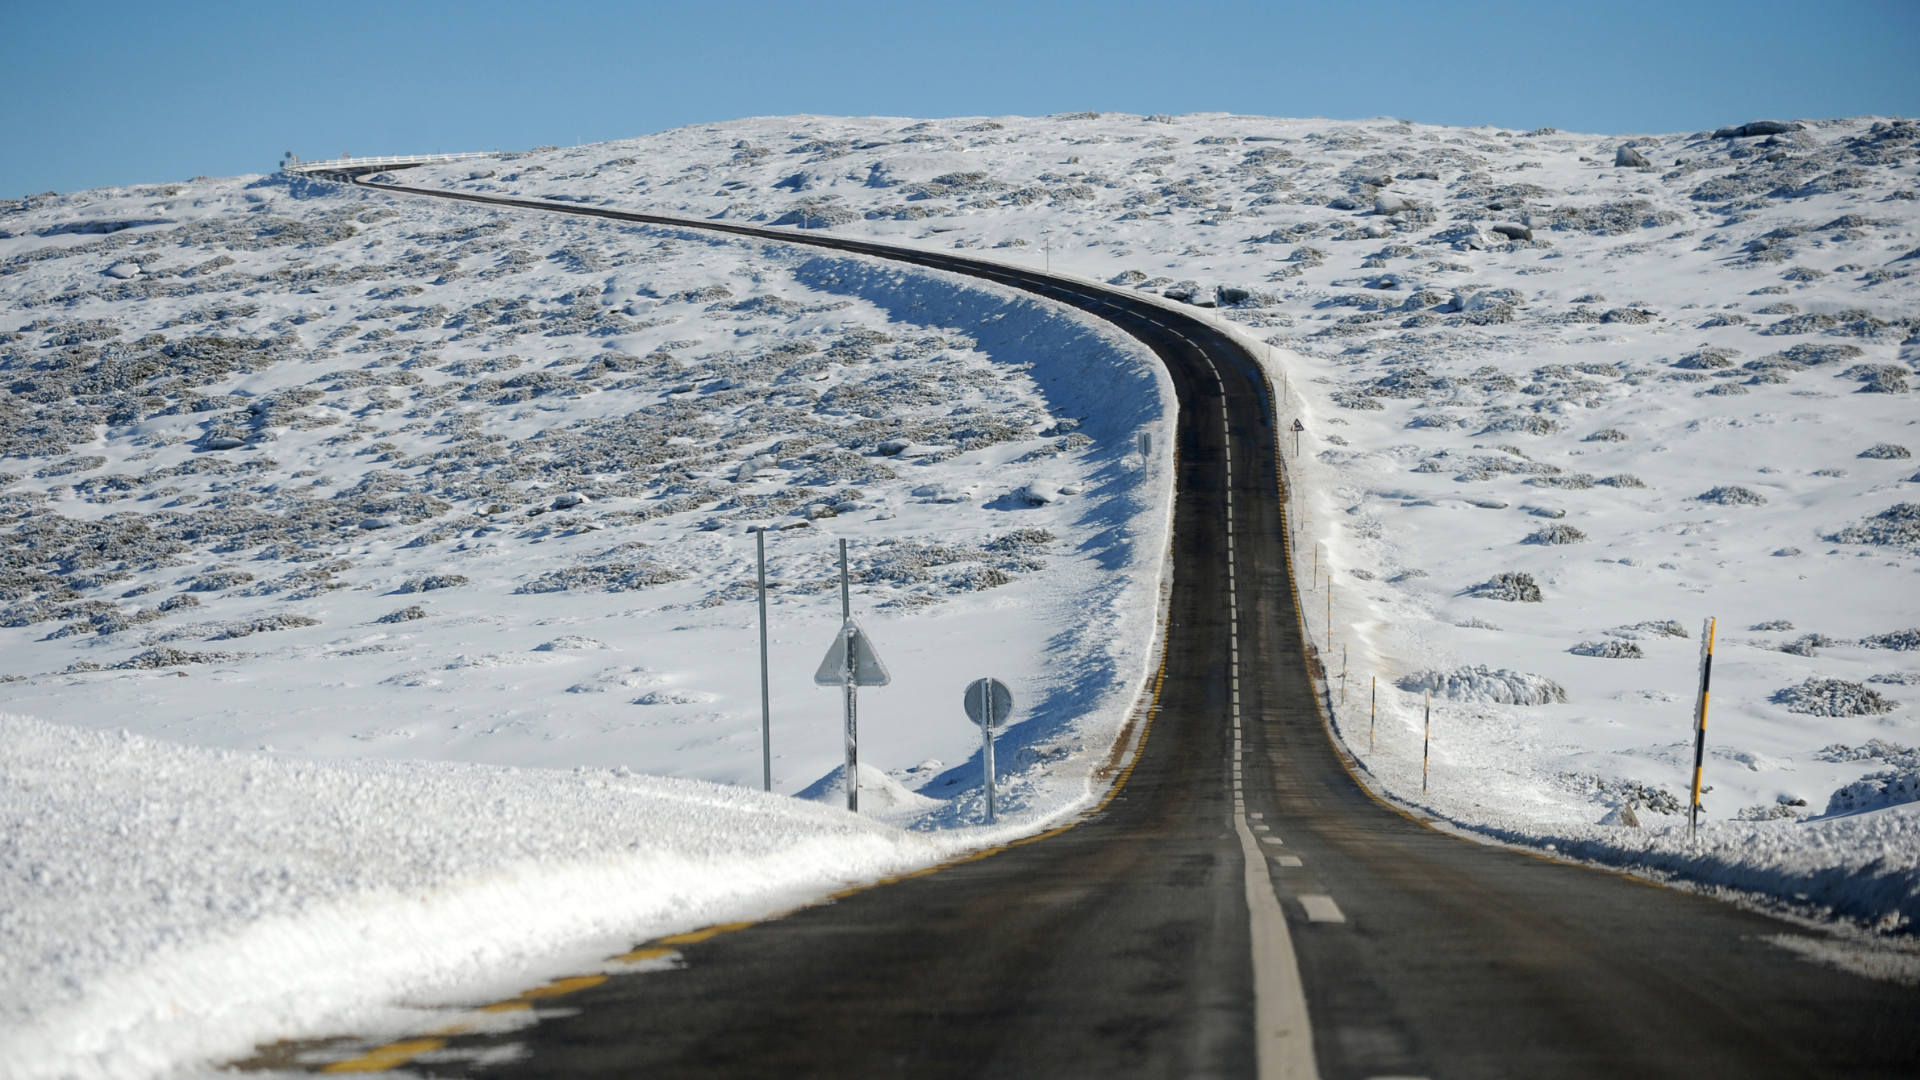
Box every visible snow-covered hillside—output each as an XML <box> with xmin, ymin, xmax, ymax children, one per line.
<box><xmin>392</xmin><ymin>112</ymin><xmax>1920</xmax><ymax>842</ymax></box>
<box><xmin>0</xmin><ymin>171</ymin><xmax>1174</xmax><ymax>813</ymax></box>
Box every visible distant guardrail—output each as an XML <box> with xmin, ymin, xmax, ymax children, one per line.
<box><xmin>283</xmin><ymin>152</ymin><xmax>495</xmax><ymax>179</ymax></box>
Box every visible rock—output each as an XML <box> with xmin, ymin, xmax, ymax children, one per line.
<box><xmin>1713</xmin><ymin>120</ymin><xmax>1803</xmax><ymax>139</ymax></box>
<box><xmin>551</xmin><ymin>492</ymin><xmax>588</xmax><ymax>510</ymax></box>
<box><xmin>1489</xmin><ymin>223</ymin><xmax>1532</xmax><ymax>242</ymax></box>
<box><xmin>1374</xmin><ymin>193</ymin><xmax>1419</xmax><ymax>215</ymax></box>
<box><xmin>877</xmin><ymin>438</ymin><xmax>911</xmax><ymax>456</ymax></box>
<box><xmin>104</xmin><ymin>261</ymin><xmax>142</xmax><ymax>279</ymax></box>
<box><xmin>1019</xmin><ymin>480</ymin><xmax>1066</xmax><ymax>506</ymax></box>
<box><xmin>1327</xmin><ymin>196</ymin><xmax>1362</xmax><ymax>211</ymax></box>
<box><xmin>1614</xmin><ymin>146</ymin><xmax>1651</xmax><ymax>168</ymax></box>
<box><xmin>200</xmin><ymin>433</ymin><xmax>247</xmax><ymax>450</ymax></box>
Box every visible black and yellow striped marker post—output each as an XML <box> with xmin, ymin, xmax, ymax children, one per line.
<box><xmin>1689</xmin><ymin>617</ymin><xmax>1717</xmax><ymax>840</ymax></box>
<box><xmin>1422</xmin><ymin>690</ymin><xmax>1432</xmax><ymax>794</ymax></box>
<box><xmin>1369</xmin><ymin>676</ymin><xmax>1377</xmax><ymax>752</ymax></box>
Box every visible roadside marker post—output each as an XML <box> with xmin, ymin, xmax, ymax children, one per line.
<box><xmin>963</xmin><ymin>678</ymin><xmax>1015</xmax><ymax>824</ymax></box>
<box><xmin>1369</xmin><ymin>676</ymin><xmax>1377</xmax><ymax>752</ymax></box>
<box><xmin>813</xmin><ymin>540</ymin><xmax>891</xmax><ymax>813</ymax></box>
<box><xmin>1341</xmin><ymin>644</ymin><xmax>1348</xmax><ymax>704</ymax></box>
<box><xmin>1689</xmin><ymin>616</ymin><xmax>1717</xmax><ymax>839</ymax></box>
<box><xmin>756</xmin><ymin>528</ymin><xmax>771</xmax><ymax>793</ymax></box>
<box><xmin>1422</xmin><ymin>690</ymin><xmax>1432</xmax><ymax>794</ymax></box>
<box><xmin>1291</xmin><ymin>417</ymin><xmax>1303</xmax><ymax>457</ymax></box>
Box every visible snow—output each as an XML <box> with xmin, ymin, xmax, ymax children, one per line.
<box><xmin>0</xmin><ymin>713</ymin><xmax>953</xmax><ymax>1080</ymax></box>
<box><xmin>5</xmin><ymin>107</ymin><xmax>1920</xmax><ymax>1070</ymax></box>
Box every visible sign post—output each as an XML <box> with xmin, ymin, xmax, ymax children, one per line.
<box><xmin>756</xmin><ymin>528</ymin><xmax>771</xmax><ymax>793</ymax></box>
<box><xmin>813</xmin><ymin>540</ymin><xmax>890</xmax><ymax>812</ymax></box>
<box><xmin>963</xmin><ymin>678</ymin><xmax>1015</xmax><ymax>823</ymax></box>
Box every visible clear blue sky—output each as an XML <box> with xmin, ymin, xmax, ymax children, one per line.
<box><xmin>4</xmin><ymin>0</ymin><xmax>1914</xmax><ymax>197</ymax></box>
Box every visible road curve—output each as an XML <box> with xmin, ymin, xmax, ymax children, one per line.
<box><xmin>329</xmin><ymin>178</ymin><xmax>1920</xmax><ymax>1078</ymax></box>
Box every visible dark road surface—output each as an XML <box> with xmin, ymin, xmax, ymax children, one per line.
<box><xmin>315</xmin><ymin>177</ymin><xmax>1920</xmax><ymax>1078</ymax></box>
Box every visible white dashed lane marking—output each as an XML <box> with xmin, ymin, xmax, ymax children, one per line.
<box><xmin>1299</xmin><ymin>895</ymin><xmax>1347</xmax><ymax>924</ymax></box>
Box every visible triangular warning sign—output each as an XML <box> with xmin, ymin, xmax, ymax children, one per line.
<box><xmin>814</xmin><ymin>618</ymin><xmax>891</xmax><ymax>687</ymax></box>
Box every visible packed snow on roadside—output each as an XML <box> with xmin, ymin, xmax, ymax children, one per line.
<box><xmin>0</xmin><ymin>713</ymin><xmax>973</xmax><ymax>1080</ymax></box>
<box><xmin>394</xmin><ymin>111</ymin><xmax>1920</xmax><ymax>924</ymax></box>
<box><xmin>0</xmin><ymin>164</ymin><xmax>1172</xmax><ymax>1075</ymax></box>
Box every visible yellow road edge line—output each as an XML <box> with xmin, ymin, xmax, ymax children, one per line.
<box><xmin>320</xmin><ymin>1038</ymin><xmax>448</xmax><ymax>1073</ymax></box>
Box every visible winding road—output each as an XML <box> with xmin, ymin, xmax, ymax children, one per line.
<box><xmin>310</xmin><ymin>176</ymin><xmax>1920</xmax><ymax>1078</ymax></box>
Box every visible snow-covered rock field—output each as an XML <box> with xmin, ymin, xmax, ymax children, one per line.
<box><xmin>4</xmin><ymin>109</ymin><xmax>1919</xmax><ymax>1074</ymax></box>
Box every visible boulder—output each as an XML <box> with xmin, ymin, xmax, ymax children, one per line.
<box><xmin>104</xmin><ymin>261</ymin><xmax>142</xmax><ymax>279</ymax></box>
<box><xmin>1489</xmin><ymin>223</ymin><xmax>1533</xmax><ymax>242</ymax></box>
<box><xmin>1713</xmin><ymin>120</ymin><xmax>1804</xmax><ymax>139</ymax></box>
<box><xmin>1614</xmin><ymin>146</ymin><xmax>1651</xmax><ymax>168</ymax></box>
<box><xmin>1374</xmin><ymin>193</ymin><xmax>1419</xmax><ymax>215</ymax></box>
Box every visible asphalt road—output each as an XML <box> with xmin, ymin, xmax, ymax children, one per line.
<box><xmin>331</xmin><ymin>178</ymin><xmax>1920</xmax><ymax>1078</ymax></box>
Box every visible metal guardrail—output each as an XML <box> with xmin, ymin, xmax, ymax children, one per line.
<box><xmin>283</xmin><ymin>152</ymin><xmax>494</xmax><ymax>177</ymax></box>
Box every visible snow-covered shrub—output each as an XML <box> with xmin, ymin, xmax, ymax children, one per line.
<box><xmin>1827</xmin><ymin>503</ymin><xmax>1920</xmax><ymax>551</ymax></box>
<box><xmin>1674</xmin><ymin>348</ymin><xmax>1738</xmax><ymax>370</ymax></box>
<box><xmin>1467</xmin><ymin>571</ymin><xmax>1542</xmax><ymax>602</ymax></box>
<box><xmin>1751</xmin><ymin>619</ymin><xmax>1795</xmax><ymax>631</ymax></box>
<box><xmin>186</xmin><ymin>570</ymin><xmax>255</xmax><ymax>592</ymax></box>
<box><xmin>1615</xmin><ymin>620</ymin><xmax>1688</xmax><ymax>638</ymax></box>
<box><xmin>113</xmin><ymin>647</ymin><xmax>253</xmax><ymax>669</ymax></box>
<box><xmin>1528</xmin><ymin>474</ymin><xmax>1596</xmax><ymax>489</ymax></box>
<box><xmin>1524</xmin><ymin>523</ymin><xmax>1587</xmax><ymax>545</ymax></box>
<box><xmin>1861</xmin><ymin>443</ymin><xmax>1912</xmax><ymax>460</ymax></box>
<box><xmin>1399</xmin><ymin>665</ymin><xmax>1567</xmax><ymax>705</ymax></box>
<box><xmin>1596</xmin><ymin>474</ymin><xmax>1646</xmax><ymax>488</ymax></box>
<box><xmin>1822</xmin><ymin>769</ymin><xmax>1920</xmax><ymax>816</ymax></box>
<box><xmin>397</xmin><ymin>574</ymin><xmax>468</xmax><ymax>593</ymax></box>
<box><xmin>534</xmin><ymin>635</ymin><xmax>609</xmax><ymax>651</ymax></box>
<box><xmin>1780</xmin><ymin>633</ymin><xmax>1836</xmax><ymax>656</ymax></box>
<box><xmin>516</xmin><ymin>562</ymin><xmax>687</xmax><ymax>594</ymax></box>
<box><xmin>1736</xmin><ymin>798</ymin><xmax>1807</xmax><ymax>821</ymax></box>
<box><xmin>376</xmin><ymin>606</ymin><xmax>427</xmax><ymax>623</ymax></box>
<box><xmin>1814</xmin><ymin>740</ymin><xmax>1919</xmax><ymax>766</ymax></box>
<box><xmin>1595</xmin><ymin>779</ymin><xmax>1682</xmax><ymax>815</ymax></box>
<box><xmin>1695</xmin><ymin>485</ymin><xmax>1767</xmax><ymax>506</ymax></box>
<box><xmin>209</xmin><ymin>615</ymin><xmax>321</xmax><ymax>640</ymax></box>
<box><xmin>1572</xmin><ymin>640</ymin><xmax>1643</xmax><ymax>658</ymax></box>
<box><xmin>1584</xmin><ymin>428</ymin><xmax>1629</xmax><ymax>442</ymax></box>
<box><xmin>1479</xmin><ymin>414</ymin><xmax>1560</xmax><ymax>436</ymax></box>
<box><xmin>1772</xmin><ymin>677</ymin><xmax>1901</xmax><ymax>717</ymax></box>
<box><xmin>1455</xmin><ymin>617</ymin><xmax>1501</xmax><ymax>630</ymax></box>
<box><xmin>1861</xmin><ymin>628</ymin><xmax>1920</xmax><ymax>650</ymax></box>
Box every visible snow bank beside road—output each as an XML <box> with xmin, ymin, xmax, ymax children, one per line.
<box><xmin>0</xmin><ymin>714</ymin><xmax>947</xmax><ymax>1080</ymax></box>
